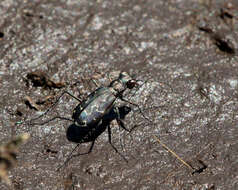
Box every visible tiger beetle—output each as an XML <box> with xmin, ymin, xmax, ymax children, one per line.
<box><xmin>28</xmin><ymin>71</ymin><xmax>149</xmax><ymax>168</ymax></box>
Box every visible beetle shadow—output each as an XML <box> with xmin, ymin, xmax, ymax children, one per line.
<box><xmin>59</xmin><ymin>105</ymin><xmax>132</xmax><ymax>170</ymax></box>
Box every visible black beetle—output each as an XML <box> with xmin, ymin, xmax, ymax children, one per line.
<box><xmin>26</xmin><ymin>72</ymin><xmax>147</xmax><ymax>168</ymax></box>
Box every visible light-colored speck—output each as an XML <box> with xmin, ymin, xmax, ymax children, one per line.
<box><xmin>228</xmin><ymin>79</ymin><xmax>238</xmax><ymax>89</ymax></box>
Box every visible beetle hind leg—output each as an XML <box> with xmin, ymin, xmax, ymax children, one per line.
<box><xmin>107</xmin><ymin>124</ymin><xmax>128</xmax><ymax>163</ymax></box>
<box><xmin>57</xmin><ymin>141</ymin><xmax>95</xmax><ymax>171</ymax></box>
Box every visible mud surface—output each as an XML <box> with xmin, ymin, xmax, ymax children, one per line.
<box><xmin>0</xmin><ymin>0</ymin><xmax>238</xmax><ymax>189</ymax></box>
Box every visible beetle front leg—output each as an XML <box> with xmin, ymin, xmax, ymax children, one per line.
<box><xmin>57</xmin><ymin>143</ymin><xmax>80</xmax><ymax>171</ymax></box>
<box><xmin>119</xmin><ymin>97</ymin><xmax>152</xmax><ymax>123</ymax></box>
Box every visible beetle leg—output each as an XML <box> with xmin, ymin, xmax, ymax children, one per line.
<box><xmin>119</xmin><ymin>97</ymin><xmax>152</xmax><ymax>123</ymax></box>
<box><xmin>116</xmin><ymin>118</ymin><xmax>130</xmax><ymax>132</ymax></box>
<box><xmin>71</xmin><ymin>141</ymin><xmax>95</xmax><ymax>158</ymax></box>
<box><xmin>107</xmin><ymin>124</ymin><xmax>128</xmax><ymax>162</ymax></box>
<box><xmin>76</xmin><ymin>140</ymin><xmax>95</xmax><ymax>155</ymax></box>
<box><xmin>91</xmin><ymin>79</ymin><xmax>100</xmax><ymax>87</ymax></box>
<box><xmin>114</xmin><ymin>106</ymin><xmax>121</xmax><ymax>120</ymax></box>
<box><xmin>30</xmin><ymin>116</ymin><xmax>73</xmax><ymax>126</ymax></box>
<box><xmin>57</xmin><ymin>143</ymin><xmax>80</xmax><ymax>171</ymax></box>
<box><xmin>26</xmin><ymin>90</ymin><xmax>82</xmax><ymax>125</ymax></box>
<box><xmin>57</xmin><ymin>141</ymin><xmax>95</xmax><ymax>171</ymax></box>
<box><xmin>73</xmin><ymin>141</ymin><xmax>95</xmax><ymax>157</ymax></box>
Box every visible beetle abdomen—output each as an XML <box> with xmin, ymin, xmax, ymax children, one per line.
<box><xmin>74</xmin><ymin>87</ymin><xmax>116</xmax><ymax>127</ymax></box>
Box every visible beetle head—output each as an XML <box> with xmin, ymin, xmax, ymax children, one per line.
<box><xmin>119</xmin><ymin>72</ymin><xmax>137</xmax><ymax>89</ymax></box>
<box><xmin>125</xmin><ymin>79</ymin><xmax>137</xmax><ymax>89</ymax></box>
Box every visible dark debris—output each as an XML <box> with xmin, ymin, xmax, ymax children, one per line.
<box><xmin>0</xmin><ymin>134</ymin><xmax>30</xmax><ymax>187</ymax></box>
<box><xmin>26</xmin><ymin>71</ymin><xmax>65</xmax><ymax>89</ymax></box>
<box><xmin>198</xmin><ymin>26</ymin><xmax>235</xmax><ymax>54</ymax></box>
<box><xmin>192</xmin><ymin>159</ymin><xmax>208</xmax><ymax>175</ymax></box>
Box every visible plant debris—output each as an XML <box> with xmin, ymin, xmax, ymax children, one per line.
<box><xmin>0</xmin><ymin>133</ymin><xmax>30</xmax><ymax>186</ymax></box>
<box><xmin>198</xmin><ymin>26</ymin><xmax>235</xmax><ymax>55</ymax></box>
<box><xmin>219</xmin><ymin>8</ymin><xmax>233</xmax><ymax>20</ymax></box>
<box><xmin>192</xmin><ymin>159</ymin><xmax>208</xmax><ymax>175</ymax></box>
<box><xmin>35</xmin><ymin>95</ymin><xmax>55</xmax><ymax>105</ymax></box>
<box><xmin>63</xmin><ymin>173</ymin><xmax>74</xmax><ymax>190</ymax></box>
<box><xmin>24</xmin><ymin>96</ymin><xmax>41</xmax><ymax>110</ymax></box>
<box><xmin>43</xmin><ymin>145</ymin><xmax>58</xmax><ymax>155</ymax></box>
<box><xmin>153</xmin><ymin>135</ymin><xmax>195</xmax><ymax>172</ymax></box>
<box><xmin>26</xmin><ymin>71</ymin><xmax>65</xmax><ymax>89</ymax></box>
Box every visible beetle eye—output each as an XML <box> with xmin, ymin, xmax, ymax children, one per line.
<box><xmin>126</xmin><ymin>80</ymin><xmax>137</xmax><ymax>89</ymax></box>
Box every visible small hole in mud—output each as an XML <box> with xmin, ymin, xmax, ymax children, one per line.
<box><xmin>0</xmin><ymin>32</ymin><xmax>4</xmax><ymax>38</ymax></box>
<box><xmin>25</xmin><ymin>12</ymin><xmax>34</xmax><ymax>17</ymax></box>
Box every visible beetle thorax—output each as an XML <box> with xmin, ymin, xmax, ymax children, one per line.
<box><xmin>110</xmin><ymin>80</ymin><xmax>125</xmax><ymax>95</ymax></box>
<box><xmin>109</xmin><ymin>72</ymin><xmax>135</xmax><ymax>95</ymax></box>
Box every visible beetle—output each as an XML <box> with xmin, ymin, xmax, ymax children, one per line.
<box><xmin>27</xmin><ymin>71</ymin><xmax>147</xmax><ymax>167</ymax></box>
<box><xmin>71</xmin><ymin>71</ymin><xmax>137</xmax><ymax>128</ymax></box>
<box><xmin>58</xmin><ymin>72</ymin><xmax>139</xmax><ymax>166</ymax></box>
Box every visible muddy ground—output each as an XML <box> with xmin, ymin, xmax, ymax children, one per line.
<box><xmin>0</xmin><ymin>0</ymin><xmax>238</xmax><ymax>189</ymax></box>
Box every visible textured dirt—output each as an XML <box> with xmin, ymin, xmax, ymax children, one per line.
<box><xmin>0</xmin><ymin>0</ymin><xmax>238</xmax><ymax>189</ymax></box>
